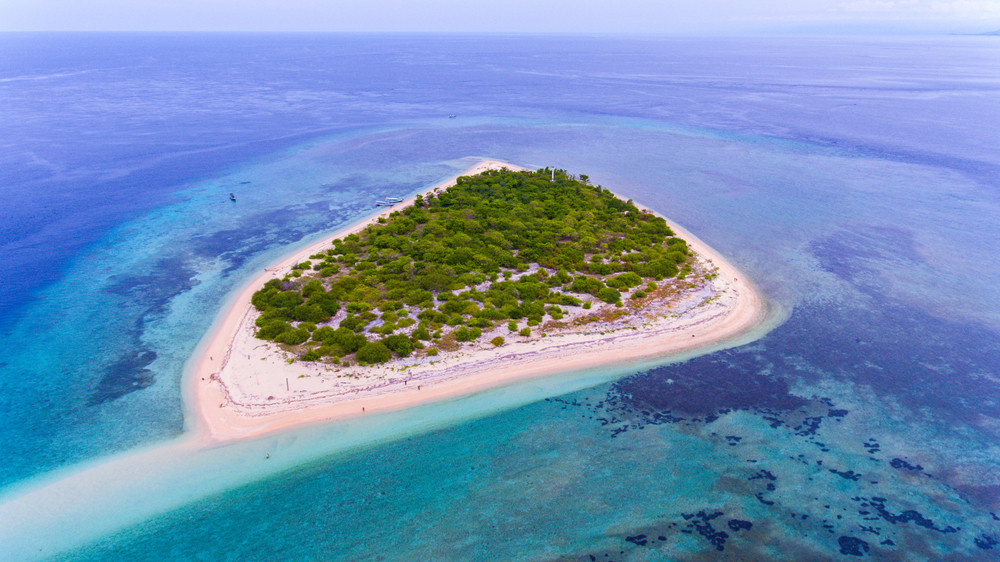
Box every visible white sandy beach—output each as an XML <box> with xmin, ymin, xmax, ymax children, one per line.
<box><xmin>190</xmin><ymin>160</ymin><xmax>767</xmax><ymax>443</ymax></box>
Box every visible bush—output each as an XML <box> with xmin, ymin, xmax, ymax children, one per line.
<box><xmin>631</xmin><ymin>290</ymin><xmax>646</xmax><ymax>300</ymax></box>
<box><xmin>427</xmin><ymin>348</ymin><xmax>439</xmax><ymax>356</ymax></box>
<box><xmin>346</xmin><ymin>302</ymin><xmax>372</xmax><ymax>313</ymax></box>
<box><xmin>322</xmin><ymin>327</ymin><xmax>367</xmax><ymax>352</ymax></box>
<box><xmin>381</xmin><ymin>334</ymin><xmax>414</xmax><ymax>357</ymax></box>
<box><xmin>256</xmin><ymin>319</ymin><xmax>292</xmax><ymax>340</ymax></box>
<box><xmin>519</xmin><ymin>327</ymin><xmax>531</xmax><ymax>337</ymax></box>
<box><xmin>582</xmin><ymin>301</ymin><xmax>592</xmax><ymax>310</ymax></box>
<box><xmin>616</xmin><ymin>272</ymin><xmax>643</xmax><ymax>288</ymax></box>
<box><xmin>468</xmin><ymin>317</ymin><xmax>493</xmax><ymax>329</ymax></box>
<box><xmin>301</xmin><ymin>349</ymin><xmax>323</xmax><ymax>362</ymax></box>
<box><xmin>275</xmin><ymin>327</ymin><xmax>310</xmax><ymax>346</ymax></box>
<box><xmin>454</xmin><ymin>326</ymin><xmax>482</xmax><ymax>342</ymax></box>
<box><xmin>596</xmin><ymin>287</ymin><xmax>621</xmax><ymax>304</ymax></box>
<box><xmin>507</xmin><ymin>320</ymin><xmax>518</xmax><ymax>332</ymax></box>
<box><xmin>312</xmin><ymin>325</ymin><xmax>334</xmax><ymax>341</ymax></box>
<box><xmin>292</xmin><ymin>304</ymin><xmax>329</xmax><ymax>323</ymax></box>
<box><xmin>490</xmin><ymin>336</ymin><xmax>505</xmax><ymax>347</ymax></box>
<box><xmin>356</xmin><ymin>342</ymin><xmax>392</xmax><ymax>364</ymax></box>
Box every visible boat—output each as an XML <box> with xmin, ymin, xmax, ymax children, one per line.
<box><xmin>449</xmin><ymin>114</ymin><xmax>456</xmax><ymax>118</ymax></box>
<box><xmin>374</xmin><ymin>200</ymin><xmax>393</xmax><ymax>207</ymax></box>
<box><xmin>230</xmin><ymin>193</ymin><xmax>236</xmax><ymax>201</ymax></box>
<box><xmin>384</xmin><ymin>196</ymin><xmax>403</xmax><ymax>203</ymax></box>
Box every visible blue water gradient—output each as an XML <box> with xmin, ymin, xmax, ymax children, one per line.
<box><xmin>2</xmin><ymin>33</ymin><xmax>999</xmax><ymax>559</ymax></box>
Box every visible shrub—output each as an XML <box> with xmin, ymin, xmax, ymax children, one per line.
<box><xmin>596</xmin><ymin>287</ymin><xmax>621</xmax><ymax>304</ymax></box>
<box><xmin>275</xmin><ymin>328</ymin><xmax>310</xmax><ymax>346</ymax></box>
<box><xmin>558</xmin><ymin>294</ymin><xmax>583</xmax><ymax>307</ymax></box>
<box><xmin>381</xmin><ymin>334</ymin><xmax>414</xmax><ymax>357</ymax></box>
<box><xmin>582</xmin><ymin>301</ymin><xmax>592</xmax><ymax>310</ymax></box>
<box><xmin>346</xmin><ymin>302</ymin><xmax>372</xmax><ymax>313</ymax></box>
<box><xmin>312</xmin><ymin>325</ymin><xmax>336</xmax><ymax>343</ymax></box>
<box><xmin>301</xmin><ymin>349</ymin><xmax>322</xmax><ymax>362</ymax></box>
<box><xmin>454</xmin><ymin>326</ymin><xmax>482</xmax><ymax>342</ymax></box>
<box><xmin>605</xmin><ymin>276</ymin><xmax>626</xmax><ymax>290</ymax></box>
<box><xmin>292</xmin><ymin>304</ymin><xmax>329</xmax><ymax>323</ymax></box>
<box><xmin>631</xmin><ymin>290</ymin><xmax>646</xmax><ymax>300</ymax></box>
<box><xmin>616</xmin><ymin>272</ymin><xmax>643</xmax><ymax>288</ymax></box>
<box><xmin>427</xmin><ymin>348</ymin><xmax>439</xmax><ymax>356</ymax></box>
<box><xmin>468</xmin><ymin>317</ymin><xmax>493</xmax><ymax>329</ymax></box>
<box><xmin>507</xmin><ymin>320</ymin><xmax>518</xmax><ymax>332</ymax></box>
<box><xmin>256</xmin><ymin>319</ymin><xmax>292</xmax><ymax>340</ymax></box>
<box><xmin>301</xmin><ymin>280</ymin><xmax>324</xmax><ymax>297</ymax></box>
<box><xmin>519</xmin><ymin>327</ymin><xmax>531</xmax><ymax>337</ymax></box>
<box><xmin>490</xmin><ymin>336</ymin><xmax>505</xmax><ymax>347</ymax></box>
<box><xmin>356</xmin><ymin>342</ymin><xmax>392</xmax><ymax>364</ymax></box>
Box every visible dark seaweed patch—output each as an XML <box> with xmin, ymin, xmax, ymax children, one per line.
<box><xmin>829</xmin><ymin>469</ymin><xmax>862</xmax><ymax>481</ymax></box>
<box><xmin>863</xmin><ymin>439</ymin><xmax>880</xmax><ymax>455</ymax></box>
<box><xmin>88</xmin><ymin>350</ymin><xmax>158</xmax><ymax>405</ymax></box>
<box><xmin>611</xmin><ymin>358</ymin><xmax>808</xmax><ymax>417</ymax></box>
<box><xmin>838</xmin><ymin>535</ymin><xmax>870</xmax><ymax>556</ymax></box>
<box><xmin>975</xmin><ymin>534</ymin><xmax>999</xmax><ymax>550</ymax></box>
<box><xmin>624</xmin><ymin>534</ymin><xmax>647</xmax><ymax>546</ymax></box>
<box><xmin>728</xmin><ymin>519</ymin><xmax>753</xmax><ymax>532</ymax></box>
<box><xmin>681</xmin><ymin>510</ymin><xmax>729</xmax><ymax>551</ymax></box>
<box><xmin>889</xmin><ymin>458</ymin><xmax>923</xmax><ymax>472</ymax></box>
<box><xmin>855</xmin><ymin>496</ymin><xmax>959</xmax><ymax>533</ymax></box>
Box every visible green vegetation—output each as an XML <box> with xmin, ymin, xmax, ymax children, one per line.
<box><xmin>250</xmin><ymin>167</ymin><xmax>688</xmax><ymax>364</ymax></box>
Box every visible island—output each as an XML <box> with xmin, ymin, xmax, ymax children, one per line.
<box><xmin>190</xmin><ymin>161</ymin><xmax>765</xmax><ymax>442</ymax></box>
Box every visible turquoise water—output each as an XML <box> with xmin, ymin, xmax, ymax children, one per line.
<box><xmin>2</xmin><ymin>34</ymin><xmax>999</xmax><ymax>559</ymax></box>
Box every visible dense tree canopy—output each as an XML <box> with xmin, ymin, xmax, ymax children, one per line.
<box><xmin>251</xmin><ymin>168</ymin><xmax>688</xmax><ymax>364</ymax></box>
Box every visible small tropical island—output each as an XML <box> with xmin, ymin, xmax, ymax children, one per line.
<box><xmin>192</xmin><ymin>161</ymin><xmax>764</xmax><ymax>441</ymax></box>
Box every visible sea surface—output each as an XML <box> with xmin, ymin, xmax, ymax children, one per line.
<box><xmin>1</xmin><ymin>33</ymin><xmax>999</xmax><ymax>559</ymax></box>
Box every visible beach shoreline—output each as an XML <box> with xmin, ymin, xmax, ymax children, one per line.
<box><xmin>188</xmin><ymin>160</ymin><xmax>768</xmax><ymax>444</ymax></box>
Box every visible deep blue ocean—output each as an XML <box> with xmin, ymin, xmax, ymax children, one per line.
<box><xmin>1</xmin><ymin>33</ymin><xmax>999</xmax><ymax>559</ymax></box>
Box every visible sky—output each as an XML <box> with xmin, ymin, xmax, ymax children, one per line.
<box><xmin>1</xmin><ymin>0</ymin><xmax>998</xmax><ymax>34</ymax></box>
